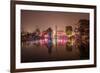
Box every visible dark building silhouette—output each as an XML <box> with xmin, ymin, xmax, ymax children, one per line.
<box><xmin>79</xmin><ymin>19</ymin><xmax>89</xmax><ymax>59</ymax></box>
<box><xmin>46</xmin><ymin>27</ymin><xmax>53</xmax><ymax>54</ymax></box>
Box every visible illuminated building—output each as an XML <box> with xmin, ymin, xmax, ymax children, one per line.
<box><xmin>65</xmin><ymin>26</ymin><xmax>73</xmax><ymax>36</ymax></box>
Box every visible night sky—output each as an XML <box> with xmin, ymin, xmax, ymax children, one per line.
<box><xmin>21</xmin><ymin>10</ymin><xmax>89</xmax><ymax>33</ymax></box>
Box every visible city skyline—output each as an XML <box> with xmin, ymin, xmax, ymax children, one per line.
<box><xmin>21</xmin><ymin>10</ymin><xmax>89</xmax><ymax>62</ymax></box>
<box><xmin>21</xmin><ymin>10</ymin><xmax>89</xmax><ymax>33</ymax></box>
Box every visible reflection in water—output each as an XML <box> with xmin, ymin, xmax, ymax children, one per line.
<box><xmin>21</xmin><ymin>20</ymin><xmax>89</xmax><ymax>62</ymax></box>
<box><xmin>46</xmin><ymin>39</ymin><xmax>53</xmax><ymax>54</ymax></box>
<box><xmin>66</xmin><ymin>41</ymin><xmax>72</xmax><ymax>52</ymax></box>
<box><xmin>46</xmin><ymin>27</ymin><xmax>53</xmax><ymax>54</ymax></box>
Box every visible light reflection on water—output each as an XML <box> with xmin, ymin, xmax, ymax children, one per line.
<box><xmin>21</xmin><ymin>31</ymin><xmax>90</xmax><ymax>63</ymax></box>
<box><xmin>21</xmin><ymin>37</ymin><xmax>81</xmax><ymax>62</ymax></box>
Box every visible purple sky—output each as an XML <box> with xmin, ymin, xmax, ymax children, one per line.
<box><xmin>21</xmin><ymin>10</ymin><xmax>89</xmax><ymax>33</ymax></box>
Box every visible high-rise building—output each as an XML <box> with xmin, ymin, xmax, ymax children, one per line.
<box><xmin>65</xmin><ymin>26</ymin><xmax>73</xmax><ymax>36</ymax></box>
